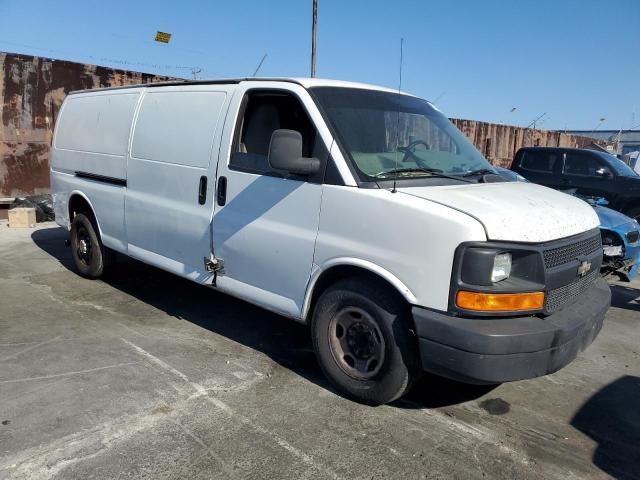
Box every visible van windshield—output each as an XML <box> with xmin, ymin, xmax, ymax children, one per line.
<box><xmin>311</xmin><ymin>87</ymin><xmax>492</xmax><ymax>183</ymax></box>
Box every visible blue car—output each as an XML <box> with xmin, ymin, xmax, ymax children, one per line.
<box><xmin>587</xmin><ymin>198</ymin><xmax>640</xmax><ymax>281</ymax></box>
<box><xmin>495</xmin><ymin>167</ymin><xmax>640</xmax><ymax>281</ymax></box>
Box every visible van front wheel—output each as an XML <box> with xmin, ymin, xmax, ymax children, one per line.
<box><xmin>70</xmin><ymin>213</ymin><xmax>110</xmax><ymax>279</ymax></box>
<box><xmin>311</xmin><ymin>278</ymin><xmax>419</xmax><ymax>405</ymax></box>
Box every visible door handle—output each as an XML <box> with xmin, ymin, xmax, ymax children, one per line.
<box><xmin>217</xmin><ymin>176</ymin><xmax>227</xmax><ymax>206</ymax></box>
<box><xmin>198</xmin><ymin>176</ymin><xmax>207</xmax><ymax>205</ymax></box>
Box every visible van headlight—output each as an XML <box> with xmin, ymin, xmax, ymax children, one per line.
<box><xmin>491</xmin><ymin>253</ymin><xmax>511</xmax><ymax>282</ymax></box>
<box><xmin>452</xmin><ymin>244</ymin><xmax>546</xmax><ymax>314</ymax></box>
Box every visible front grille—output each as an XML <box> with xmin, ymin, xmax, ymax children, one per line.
<box><xmin>545</xmin><ymin>269</ymin><xmax>598</xmax><ymax>313</ymax></box>
<box><xmin>543</xmin><ymin>234</ymin><xmax>602</xmax><ymax>269</ymax></box>
<box><xmin>627</xmin><ymin>230</ymin><xmax>639</xmax><ymax>244</ymax></box>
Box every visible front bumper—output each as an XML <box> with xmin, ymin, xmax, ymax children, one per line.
<box><xmin>412</xmin><ymin>277</ymin><xmax>611</xmax><ymax>384</ymax></box>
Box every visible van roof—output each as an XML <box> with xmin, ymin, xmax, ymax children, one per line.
<box><xmin>69</xmin><ymin>77</ymin><xmax>406</xmax><ymax>96</ymax></box>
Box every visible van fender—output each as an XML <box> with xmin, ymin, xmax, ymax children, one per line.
<box><xmin>68</xmin><ymin>190</ymin><xmax>104</xmax><ymax>238</ymax></box>
<box><xmin>301</xmin><ymin>257</ymin><xmax>418</xmax><ymax>322</ymax></box>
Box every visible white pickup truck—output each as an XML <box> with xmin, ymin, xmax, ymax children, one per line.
<box><xmin>51</xmin><ymin>78</ymin><xmax>610</xmax><ymax>405</ymax></box>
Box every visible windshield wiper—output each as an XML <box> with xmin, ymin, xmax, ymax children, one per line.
<box><xmin>372</xmin><ymin>167</ymin><xmax>474</xmax><ymax>183</ymax></box>
<box><xmin>462</xmin><ymin>168</ymin><xmax>497</xmax><ymax>177</ymax></box>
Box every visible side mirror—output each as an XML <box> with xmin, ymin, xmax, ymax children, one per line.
<box><xmin>268</xmin><ymin>129</ymin><xmax>320</xmax><ymax>176</ymax></box>
<box><xmin>595</xmin><ymin>167</ymin><xmax>611</xmax><ymax>179</ymax></box>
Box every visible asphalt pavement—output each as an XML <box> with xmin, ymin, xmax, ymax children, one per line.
<box><xmin>1</xmin><ymin>223</ymin><xmax>639</xmax><ymax>479</ymax></box>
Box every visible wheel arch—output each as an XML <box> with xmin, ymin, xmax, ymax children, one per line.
<box><xmin>302</xmin><ymin>258</ymin><xmax>417</xmax><ymax>324</ymax></box>
<box><xmin>68</xmin><ymin>191</ymin><xmax>103</xmax><ymax>237</ymax></box>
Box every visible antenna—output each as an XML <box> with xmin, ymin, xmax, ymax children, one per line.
<box><xmin>311</xmin><ymin>0</ymin><xmax>318</xmax><ymax>77</ymax></box>
<box><xmin>398</xmin><ymin>37</ymin><xmax>404</xmax><ymax>93</ymax></box>
<box><xmin>252</xmin><ymin>53</ymin><xmax>268</xmax><ymax>77</ymax></box>
<box><xmin>432</xmin><ymin>91</ymin><xmax>446</xmax><ymax>104</ymax></box>
<box><xmin>392</xmin><ymin>37</ymin><xmax>404</xmax><ymax>194</ymax></box>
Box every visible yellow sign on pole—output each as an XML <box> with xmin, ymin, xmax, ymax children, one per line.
<box><xmin>154</xmin><ymin>31</ymin><xmax>172</xmax><ymax>44</ymax></box>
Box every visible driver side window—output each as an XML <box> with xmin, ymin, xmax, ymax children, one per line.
<box><xmin>230</xmin><ymin>91</ymin><xmax>320</xmax><ymax>176</ymax></box>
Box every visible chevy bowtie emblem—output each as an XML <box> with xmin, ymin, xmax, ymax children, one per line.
<box><xmin>577</xmin><ymin>260</ymin><xmax>592</xmax><ymax>277</ymax></box>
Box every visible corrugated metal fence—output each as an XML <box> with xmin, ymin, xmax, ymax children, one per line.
<box><xmin>451</xmin><ymin>119</ymin><xmax>598</xmax><ymax>167</ymax></box>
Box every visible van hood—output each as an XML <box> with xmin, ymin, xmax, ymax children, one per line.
<box><xmin>397</xmin><ymin>182</ymin><xmax>600</xmax><ymax>243</ymax></box>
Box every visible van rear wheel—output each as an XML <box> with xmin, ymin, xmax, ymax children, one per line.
<box><xmin>70</xmin><ymin>213</ymin><xmax>111</xmax><ymax>279</ymax></box>
<box><xmin>311</xmin><ymin>278</ymin><xmax>419</xmax><ymax>405</ymax></box>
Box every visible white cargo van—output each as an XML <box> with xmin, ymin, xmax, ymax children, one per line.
<box><xmin>51</xmin><ymin>78</ymin><xmax>610</xmax><ymax>405</ymax></box>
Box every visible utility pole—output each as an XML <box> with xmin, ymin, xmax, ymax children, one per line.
<box><xmin>311</xmin><ymin>0</ymin><xmax>317</xmax><ymax>77</ymax></box>
<box><xmin>525</xmin><ymin>112</ymin><xmax>546</xmax><ymax>147</ymax></box>
<box><xmin>526</xmin><ymin>112</ymin><xmax>547</xmax><ymax>130</ymax></box>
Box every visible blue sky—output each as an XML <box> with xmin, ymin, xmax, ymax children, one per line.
<box><xmin>1</xmin><ymin>0</ymin><xmax>638</xmax><ymax>130</ymax></box>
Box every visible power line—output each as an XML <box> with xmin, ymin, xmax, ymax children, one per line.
<box><xmin>0</xmin><ymin>39</ymin><xmax>199</xmax><ymax>74</ymax></box>
<box><xmin>526</xmin><ymin>112</ymin><xmax>547</xmax><ymax>130</ymax></box>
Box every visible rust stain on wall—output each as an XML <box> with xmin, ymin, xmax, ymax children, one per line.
<box><xmin>2</xmin><ymin>142</ymin><xmax>49</xmax><ymax>195</ymax></box>
<box><xmin>0</xmin><ymin>51</ymin><xmax>176</xmax><ymax>197</ymax></box>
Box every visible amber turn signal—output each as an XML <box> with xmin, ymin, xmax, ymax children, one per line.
<box><xmin>456</xmin><ymin>290</ymin><xmax>545</xmax><ymax>312</ymax></box>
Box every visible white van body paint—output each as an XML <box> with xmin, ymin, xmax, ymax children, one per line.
<box><xmin>125</xmin><ymin>86</ymin><xmax>232</xmax><ymax>281</ymax></box>
<box><xmin>51</xmin><ymin>77</ymin><xmax>599</xmax><ymax>325</ymax></box>
<box><xmin>397</xmin><ymin>181</ymin><xmax>599</xmax><ymax>243</ymax></box>
<box><xmin>312</xmin><ymin>185</ymin><xmax>486</xmax><ymax>313</ymax></box>
<box><xmin>302</xmin><ymin>257</ymin><xmax>420</xmax><ymax>321</ymax></box>
<box><xmin>51</xmin><ymin>90</ymin><xmax>138</xmax><ymax>252</ymax></box>
<box><xmin>211</xmin><ymin>81</ymin><xmax>331</xmax><ymax>319</ymax></box>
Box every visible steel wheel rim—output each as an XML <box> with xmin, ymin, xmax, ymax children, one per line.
<box><xmin>76</xmin><ymin>225</ymin><xmax>93</xmax><ymax>266</ymax></box>
<box><xmin>328</xmin><ymin>306</ymin><xmax>385</xmax><ymax>380</ymax></box>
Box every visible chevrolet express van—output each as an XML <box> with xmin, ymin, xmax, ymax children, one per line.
<box><xmin>51</xmin><ymin>78</ymin><xmax>611</xmax><ymax>405</ymax></box>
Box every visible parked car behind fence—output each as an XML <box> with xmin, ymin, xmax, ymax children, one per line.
<box><xmin>510</xmin><ymin>147</ymin><xmax>640</xmax><ymax>222</ymax></box>
<box><xmin>497</xmin><ymin>165</ymin><xmax>640</xmax><ymax>282</ymax></box>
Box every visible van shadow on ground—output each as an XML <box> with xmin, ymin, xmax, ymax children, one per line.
<box><xmin>610</xmin><ymin>283</ymin><xmax>640</xmax><ymax>312</ymax></box>
<box><xmin>32</xmin><ymin>225</ymin><xmax>494</xmax><ymax>408</ymax></box>
<box><xmin>571</xmin><ymin>375</ymin><xmax>640</xmax><ymax>480</ymax></box>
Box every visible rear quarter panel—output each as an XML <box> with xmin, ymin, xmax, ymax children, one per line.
<box><xmin>50</xmin><ymin>90</ymin><xmax>141</xmax><ymax>252</ymax></box>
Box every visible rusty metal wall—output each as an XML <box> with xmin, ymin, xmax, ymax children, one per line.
<box><xmin>1</xmin><ymin>51</ymin><xmax>601</xmax><ymax>196</ymax></box>
<box><xmin>451</xmin><ymin>119</ymin><xmax>599</xmax><ymax>168</ymax></box>
<box><xmin>0</xmin><ymin>52</ymin><xmax>175</xmax><ymax>197</ymax></box>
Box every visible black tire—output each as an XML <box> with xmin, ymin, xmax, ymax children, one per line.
<box><xmin>311</xmin><ymin>277</ymin><xmax>420</xmax><ymax>405</ymax></box>
<box><xmin>70</xmin><ymin>213</ymin><xmax>112</xmax><ymax>279</ymax></box>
